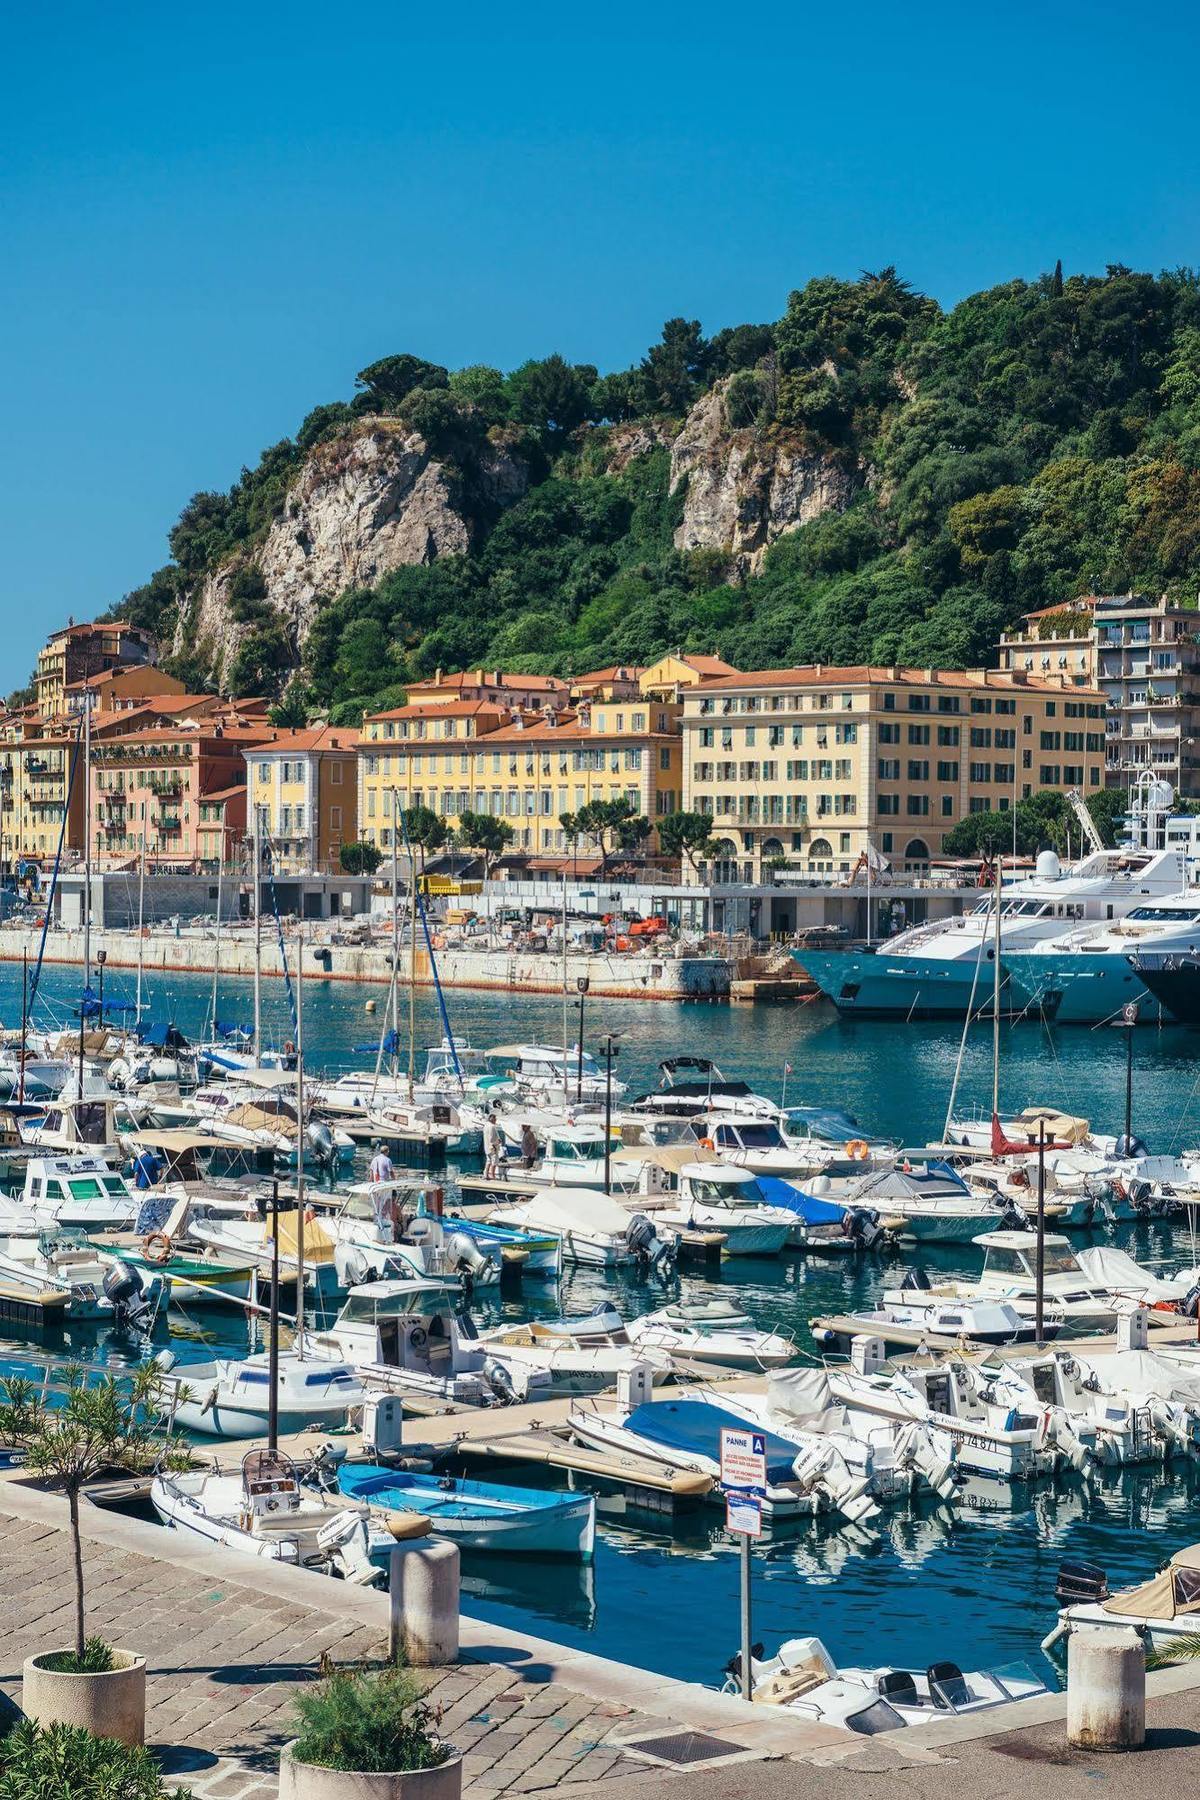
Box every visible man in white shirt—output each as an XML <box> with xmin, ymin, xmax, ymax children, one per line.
<box><xmin>369</xmin><ymin>1143</ymin><xmax>395</xmax><ymax>1184</ymax></box>
<box><xmin>483</xmin><ymin>1113</ymin><xmax>503</xmax><ymax>1179</ymax></box>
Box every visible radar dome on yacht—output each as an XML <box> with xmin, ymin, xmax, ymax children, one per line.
<box><xmin>1035</xmin><ymin>850</ymin><xmax>1062</xmax><ymax>880</ymax></box>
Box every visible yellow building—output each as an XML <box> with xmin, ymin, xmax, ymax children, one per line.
<box><xmin>358</xmin><ymin>700</ymin><xmax>682</xmax><ymax>859</ymax></box>
<box><xmin>403</xmin><ymin>669</ymin><xmax>569</xmax><ymax>712</ymax></box>
<box><xmin>682</xmin><ymin>664</ymin><xmax>1108</xmax><ymax>882</ymax></box>
<box><xmin>244</xmin><ymin>729</ymin><xmax>359</xmax><ymax>872</ymax></box>
<box><xmin>34</xmin><ymin>622</ymin><xmax>158</xmax><ymax>720</ymax></box>
<box><xmin>0</xmin><ymin>710</ymin><xmax>86</xmax><ymax>870</ymax></box>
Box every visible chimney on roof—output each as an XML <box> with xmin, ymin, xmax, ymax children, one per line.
<box><xmin>491</xmin><ymin>670</ymin><xmax>501</xmax><ymax>686</ymax></box>
<box><xmin>435</xmin><ymin>666</ymin><xmax>443</xmax><ymax>683</ymax></box>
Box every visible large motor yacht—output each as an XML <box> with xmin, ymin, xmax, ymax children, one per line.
<box><xmin>799</xmin><ymin>839</ymin><xmax>1187</xmax><ymax>1022</ymax></box>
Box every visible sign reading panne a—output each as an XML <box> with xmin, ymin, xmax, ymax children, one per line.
<box><xmin>720</xmin><ymin>1426</ymin><xmax>767</xmax><ymax>1495</ymax></box>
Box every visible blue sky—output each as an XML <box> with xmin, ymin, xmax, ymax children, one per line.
<box><xmin>2</xmin><ymin>0</ymin><xmax>1199</xmax><ymax>684</ymax></box>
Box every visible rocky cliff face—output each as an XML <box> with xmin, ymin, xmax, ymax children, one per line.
<box><xmin>669</xmin><ymin>383</ymin><xmax>855</xmax><ymax>571</ymax></box>
<box><xmin>184</xmin><ymin>421</ymin><xmax>527</xmax><ymax>682</ymax></box>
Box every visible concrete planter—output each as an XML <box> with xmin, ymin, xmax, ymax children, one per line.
<box><xmin>22</xmin><ymin>1648</ymin><xmax>147</xmax><ymax>1747</ymax></box>
<box><xmin>279</xmin><ymin>1744</ymin><xmax>462</xmax><ymax>1800</ymax></box>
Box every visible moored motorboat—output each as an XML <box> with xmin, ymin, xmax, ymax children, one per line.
<box><xmin>730</xmin><ymin>1635</ymin><xmax>1048</xmax><ymax>1729</ymax></box>
<box><xmin>627</xmin><ymin>1301</ymin><xmax>796</xmax><ymax>1371</ymax></box>
<box><xmin>151</xmin><ymin>1447</ymin><xmax>378</xmax><ymax>1582</ymax></box>
<box><xmin>152</xmin><ymin>1348</ymin><xmax>364</xmax><ymax>1438</ymax></box>
<box><xmin>336</xmin><ymin>1463</ymin><xmax>596</xmax><ymax>1558</ymax></box>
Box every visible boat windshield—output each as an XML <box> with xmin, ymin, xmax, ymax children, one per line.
<box><xmin>1126</xmin><ymin>905</ymin><xmax>1200</xmax><ymax>923</ymax></box>
<box><xmin>67</xmin><ymin>1176</ymin><xmax>129</xmax><ymax>1201</ymax></box>
<box><xmin>688</xmin><ymin>1176</ymin><xmax>766</xmax><ymax>1206</ymax></box>
<box><xmin>1043</xmin><ymin>1245</ymin><xmax>1081</xmax><ymax>1274</ymax></box>
<box><xmin>551</xmin><ymin>1138</ymin><xmax>605</xmax><ymax>1162</ymax></box>
<box><xmin>338</xmin><ymin>1291</ymin><xmax>441</xmax><ymax>1323</ymax></box>
<box><xmin>716</xmin><ymin>1123</ymin><xmax>784</xmax><ymax>1150</ymax></box>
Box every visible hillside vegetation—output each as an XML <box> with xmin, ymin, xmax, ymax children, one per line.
<box><xmin>107</xmin><ymin>264</ymin><xmax>1200</xmax><ymax>721</ymax></box>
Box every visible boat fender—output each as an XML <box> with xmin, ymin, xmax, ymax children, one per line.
<box><xmin>143</xmin><ymin>1232</ymin><xmax>173</xmax><ymax>1264</ymax></box>
<box><xmin>385</xmin><ymin>1509</ymin><xmax>432</xmax><ymax>1541</ymax></box>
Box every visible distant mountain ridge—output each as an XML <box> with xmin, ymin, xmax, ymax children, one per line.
<box><xmin>104</xmin><ymin>265</ymin><xmax>1200</xmax><ymax>723</ymax></box>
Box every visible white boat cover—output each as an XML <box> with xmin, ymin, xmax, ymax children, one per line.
<box><xmin>513</xmin><ymin>1186</ymin><xmax>637</xmax><ymax>1238</ymax></box>
<box><xmin>1081</xmin><ymin>1349</ymin><xmax>1200</xmax><ymax>1405</ymax></box>
<box><xmin>1075</xmin><ymin>1246</ymin><xmax>1188</xmax><ymax>1301</ymax></box>
<box><xmin>767</xmin><ymin>1366</ymin><xmax>836</xmax><ymax>1419</ymax></box>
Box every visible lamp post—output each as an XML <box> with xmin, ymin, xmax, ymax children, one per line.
<box><xmin>575</xmin><ymin>977</ymin><xmax>589</xmax><ymax>1103</ymax></box>
<box><xmin>599</xmin><ymin>1033</ymin><xmax>619</xmax><ymax>1193</ymax></box>
<box><xmin>1117</xmin><ymin>999</ymin><xmax>1139</xmax><ymax>1151</ymax></box>
<box><xmin>96</xmin><ymin>949</ymin><xmax>107</xmax><ymax>1025</ymax></box>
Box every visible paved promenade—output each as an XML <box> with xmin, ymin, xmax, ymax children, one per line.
<box><xmin>4</xmin><ymin>1476</ymin><xmax>1200</xmax><ymax>1799</ymax></box>
<box><xmin>0</xmin><ymin>1479</ymin><xmax>843</xmax><ymax>1798</ymax></box>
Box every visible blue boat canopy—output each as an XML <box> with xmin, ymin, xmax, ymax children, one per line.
<box><xmin>755</xmin><ymin>1175</ymin><xmax>845</xmax><ymax>1225</ymax></box>
<box><xmin>624</xmin><ymin>1399</ymin><xmax>800</xmax><ymax>1483</ymax></box>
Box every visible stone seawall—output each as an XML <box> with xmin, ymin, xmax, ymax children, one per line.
<box><xmin>0</xmin><ymin>928</ymin><xmax>731</xmax><ymax>1002</ymax></box>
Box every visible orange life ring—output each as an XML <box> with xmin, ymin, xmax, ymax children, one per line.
<box><xmin>845</xmin><ymin>1139</ymin><xmax>869</xmax><ymax>1162</ymax></box>
<box><xmin>699</xmin><ymin>1137</ymin><xmax>714</xmax><ymax>1150</ymax></box>
<box><xmin>303</xmin><ymin>1206</ymin><xmax>315</xmax><ymax>1224</ymax></box>
<box><xmin>142</xmin><ymin>1232</ymin><xmax>172</xmax><ymax>1264</ymax></box>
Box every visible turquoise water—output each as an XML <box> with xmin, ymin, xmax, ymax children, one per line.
<box><xmin>9</xmin><ymin>954</ymin><xmax>1200</xmax><ymax>1688</ymax></box>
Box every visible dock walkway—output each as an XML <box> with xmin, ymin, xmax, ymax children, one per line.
<box><xmin>0</xmin><ymin>1475</ymin><xmax>843</xmax><ymax>1799</ymax></box>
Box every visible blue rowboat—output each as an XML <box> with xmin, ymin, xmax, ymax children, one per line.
<box><xmin>338</xmin><ymin>1463</ymin><xmax>596</xmax><ymax>1559</ymax></box>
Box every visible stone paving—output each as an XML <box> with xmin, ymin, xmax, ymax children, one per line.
<box><xmin>0</xmin><ymin>1507</ymin><xmax>698</xmax><ymax>1799</ymax></box>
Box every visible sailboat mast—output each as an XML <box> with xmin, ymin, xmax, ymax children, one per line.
<box><xmin>209</xmin><ymin>849</ymin><xmax>223</xmax><ymax>1036</ymax></box>
<box><xmin>82</xmin><ymin>694</ymin><xmax>91</xmax><ymax>992</ymax></box>
<box><xmin>294</xmin><ymin>923</ymin><xmax>305</xmax><ymax>1356</ymax></box>
<box><xmin>992</xmin><ymin>853</ymin><xmax>1002</xmax><ymax>1118</ymax></box>
<box><xmin>407</xmin><ymin>830</ymin><xmax>417</xmax><ymax>1099</ymax></box>
<box><xmin>391</xmin><ymin>789</ymin><xmax>400</xmax><ymax>1078</ymax></box>
<box><xmin>135</xmin><ymin>835</ymin><xmax>146</xmax><ymax>1025</ymax></box>
<box><xmin>560</xmin><ymin>866</ymin><xmax>568</xmax><ymax>1107</ymax></box>
<box><xmin>252</xmin><ymin>810</ymin><xmax>262</xmax><ymax>1067</ymax></box>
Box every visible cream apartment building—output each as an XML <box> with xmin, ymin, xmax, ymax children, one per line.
<box><xmin>682</xmin><ymin>665</ymin><xmax>1108</xmax><ymax>881</ymax></box>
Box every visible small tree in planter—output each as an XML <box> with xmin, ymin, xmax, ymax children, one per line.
<box><xmin>280</xmin><ymin>1662</ymin><xmax>460</xmax><ymax>1800</ymax></box>
<box><xmin>0</xmin><ymin>1718</ymin><xmax>194</xmax><ymax>1799</ymax></box>
<box><xmin>0</xmin><ymin>1362</ymin><xmax>187</xmax><ymax>1745</ymax></box>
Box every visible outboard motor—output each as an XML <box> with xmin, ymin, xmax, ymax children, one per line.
<box><xmin>625</xmin><ymin>1213</ymin><xmax>674</xmax><ymax>1275</ymax></box>
<box><xmin>102</xmin><ymin>1261</ymin><xmax>157</xmax><ymax>1336</ymax></box>
<box><xmin>1126</xmin><ymin>1177</ymin><xmax>1153</xmax><ymax>1215</ymax></box>
<box><xmin>844</xmin><ymin>1206</ymin><xmax>886</xmax><ymax>1251</ymax></box>
<box><xmin>1115</xmin><ymin>1134</ymin><xmax>1149</xmax><ymax>1161</ymax></box>
<box><xmin>999</xmin><ymin>1202</ymin><xmax>1031</xmax><ymax>1232</ymax></box>
<box><xmin>307</xmin><ymin>1121</ymin><xmax>337</xmax><ymax>1173</ymax></box>
<box><xmin>1055</xmin><ymin>1558</ymin><xmax>1108</xmax><ymax>1605</ymax></box>
<box><xmin>446</xmin><ymin>1231</ymin><xmax>497</xmax><ymax>1289</ymax></box>
<box><xmin>1175</xmin><ymin>1281</ymin><xmax>1200</xmax><ymax>1320</ymax></box>
<box><xmin>900</xmin><ymin>1266</ymin><xmax>932</xmax><ymax>1293</ymax></box>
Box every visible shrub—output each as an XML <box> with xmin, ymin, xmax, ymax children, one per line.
<box><xmin>39</xmin><ymin>1635</ymin><xmax>115</xmax><ymax>1675</ymax></box>
<box><xmin>0</xmin><ymin>1719</ymin><xmax>190</xmax><ymax>1800</ymax></box>
<box><xmin>291</xmin><ymin>1664</ymin><xmax>448</xmax><ymax>1775</ymax></box>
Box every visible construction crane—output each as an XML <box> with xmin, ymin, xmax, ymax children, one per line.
<box><xmin>1065</xmin><ymin>788</ymin><xmax>1104</xmax><ymax>856</ymax></box>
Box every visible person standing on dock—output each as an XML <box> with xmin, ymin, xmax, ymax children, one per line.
<box><xmin>483</xmin><ymin>1111</ymin><xmax>503</xmax><ymax>1179</ymax></box>
<box><xmin>520</xmin><ymin>1121</ymin><xmax>538</xmax><ymax>1170</ymax></box>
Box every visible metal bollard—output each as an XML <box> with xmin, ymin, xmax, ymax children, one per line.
<box><xmin>388</xmin><ymin>1540</ymin><xmax>461</xmax><ymax>1667</ymax></box>
<box><xmin>1067</xmin><ymin>1627</ymin><xmax>1145</xmax><ymax>1751</ymax></box>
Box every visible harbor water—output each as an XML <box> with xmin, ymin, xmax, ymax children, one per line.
<box><xmin>7</xmin><ymin>955</ymin><xmax>1200</xmax><ymax>1689</ymax></box>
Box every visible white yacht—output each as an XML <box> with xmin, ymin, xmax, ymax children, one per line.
<box><xmin>484</xmin><ymin>1044</ymin><xmax>624</xmax><ymax>1104</ymax></box>
<box><xmin>1004</xmin><ymin>891</ymin><xmax>1200</xmax><ymax>1024</ymax></box>
<box><xmin>885</xmin><ymin>1231</ymin><xmax>1181</xmax><ymax>1328</ymax></box>
<box><xmin>799</xmin><ymin>780</ymin><xmax>1189</xmax><ymax>1018</ymax></box>
<box><xmin>639</xmin><ymin>1164</ymin><xmax>795</xmax><ymax>1256</ymax></box>
<box><xmin>301</xmin><ymin>1278</ymin><xmax>512</xmax><ymax>1405</ymax></box>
